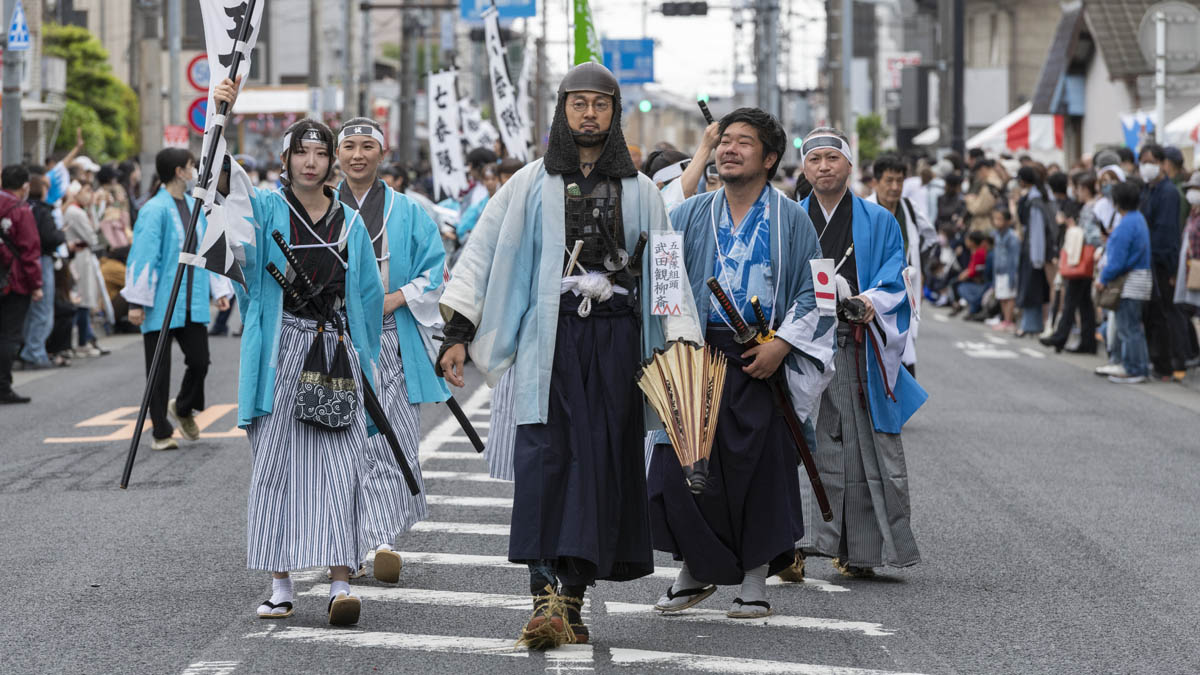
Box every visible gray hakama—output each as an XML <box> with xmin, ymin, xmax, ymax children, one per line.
<box><xmin>245</xmin><ymin>312</ymin><xmax>368</xmax><ymax>572</ymax></box>
<box><xmin>804</xmin><ymin>325</ymin><xmax>921</xmax><ymax>568</ymax></box>
<box><xmin>484</xmin><ymin>369</ymin><xmax>517</xmax><ymax>481</ymax></box>
<box><xmin>356</xmin><ymin>313</ymin><xmax>427</xmax><ymax>558</ymax></box>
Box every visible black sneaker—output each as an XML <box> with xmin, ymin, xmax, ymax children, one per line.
<box><xmin>0</xmin><ymin>390</ymin><xmax>32</xmax><ymax>404</ymax></box>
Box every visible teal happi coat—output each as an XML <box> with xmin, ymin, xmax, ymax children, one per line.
<box><xmin>232</xmin><ymin>181</ymin><xmax>384</xmax><ymax>431</ymax></box>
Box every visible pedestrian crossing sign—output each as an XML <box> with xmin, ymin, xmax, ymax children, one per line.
<box><xmin>7</xmin><ymin>0</ymin><xmax>29</xmax><ymax>52</ymax></box>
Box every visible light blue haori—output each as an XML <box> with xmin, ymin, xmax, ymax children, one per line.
<box><xmin>439</xmin><ymin>158</ymin><xmax>703</xmax><ymax>427</ymax></box>
<box><xmin>121</xmin><ymin>187</ymin><xmax>232</xmax><ymax>332</ymax></box>
<box><xmin>799</xmin><ymin>192</ymin><xmax>928</xmax><ymax>433</ymax></box>
<box><xmin>669</xmin><ymin>186</ymin><xmax>836</xmax><ymax>432</ymax></box>
<box><xmin>339</xmin><ymin>180</ymin><xmax>451</xmax><ymax>405</ymax></box>
<box><xmin>231</xmin><ymin>183</ymin><xmax>385</xmax><ymax>432</ymax></box>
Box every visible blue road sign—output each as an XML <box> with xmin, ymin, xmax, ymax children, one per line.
<box><xmin>7</xmin><ymin>0</ymin><xmax>30</xmax><ymax>52</ymax></box>
<box><xmin>602</xmin><ymin>39</ymin><xmax>654</xmax><ymax>85</ymax></box>
<box><xmin>460</xmin><ymin>0</ymin><xmax>536</xmax><ymax>21</ymax></box>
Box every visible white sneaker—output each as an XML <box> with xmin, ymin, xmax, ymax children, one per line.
<box><xmin>1108</xmin><ymin>374</ymin><xmax>1146</xmax><ymax>384</ymax></box>
<box><xmin>1095</xmin><ymin>364</ymin><xmax>1126</xmax><ymax>377</ymax></box>
<box><xmin>984</xmin><ymin>316</ymin><xmax>1002</xmax><ymax>326</ymax></box>
<box><xmin>151</xmin><ymin>437</ymin><xmax>179</xmax><ymax>451</ymax></box>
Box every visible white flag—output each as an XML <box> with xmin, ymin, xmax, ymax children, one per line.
<box><xmin>427</xmin><ymin>70</ymin><xmax>470</xmax><ymax>200</ymax></box>
<box><xmin>458</xmin><ymin>97</ymin><xmax>499</xmax><ymax>150</ymax></box>
<box><xmin>516</xmin><ymin>43</ymin><xmax>534</xmax><ymax>138</ymax></box>
<box><xmin>810</xmin><ymin>258</ymin><xmax>837</xmax><ymax>316</ymax></box>
<box><xmin>190</xmin><ymin>0</ymin><xmax>265</xmax><ymax>287</ymax></box>
<box><xmin>482</xmin><ymin>7</ymin><xmax>529</xmax><ymax>162</ymax></box>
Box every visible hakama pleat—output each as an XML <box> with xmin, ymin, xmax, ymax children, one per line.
<box><xmin>485</xmin><ymin>369</ymin><xmax>517</xmax><ymax>481</ymax></box>
<box><xmin>646</xmin><ymin>327</ymin><xmax>804</xmax><ymax>585</ymax></box>
<box><xmin>245</xmin><ymin>312</ymin><xmax>367</xmax><ymax>572</ymax></box>
<box><xmin>806</xmin><ymin>327</ymin><xmax>920</xmax><ymax>568</ymax></box>
<box><xmin>508</xmin><ymin>293</ymin><xmax>654</xmax><ymax>583</ymax></box>
<box><xmin>356</xmin><ymin>314</ymin><xmax>427</xmax><ymax>559</ymax></box>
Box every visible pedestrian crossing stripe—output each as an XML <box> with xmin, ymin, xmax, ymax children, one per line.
<box><xmin>298</xmin><ymin>585</ymin><xmax>593</xmax><ymax>613</ymax></box>
<box><xmin>7</xmin><ymin>0</ymin><xmax>29</xmax><ymax>51</ymax></box>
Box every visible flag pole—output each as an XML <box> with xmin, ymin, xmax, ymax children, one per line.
<box><xmin>120</xmin><ymin>0</ymin><xmax>259</xmax><ymax>489</ymax></box>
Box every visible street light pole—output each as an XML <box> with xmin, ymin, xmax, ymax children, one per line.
<box><xmin>951</xmin><ymin>0</ymin><xmax>965</xmax><ymax>156</ymax></box>
<box><xmin>167</xmin><ymin>0</ymin><xmax>181</xmax><ymax>125</ymax></box>
<box><xmin>2</xmin><ymin>0</ymin><xmax>24</xmax><ymax>165</ymax></box>
<box><xmin>1155</xmin><ymin>10</ymin><xmax>1166</xmax><ymax>143</ymax></box>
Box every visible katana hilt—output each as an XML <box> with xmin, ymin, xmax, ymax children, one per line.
<box><xmin>627</xmin><ymin>232</ymin><xmax>649</xmax><ymax>276</ymax></box>
<box><xmin>698</xmin><ymin>100</ymin><xmax>715</xmax><ymax>125</ymax></box>
<box><xmin>707</xmin><ymin>276</ymin><xmax>756</xmax><ymax>344</ymax></box>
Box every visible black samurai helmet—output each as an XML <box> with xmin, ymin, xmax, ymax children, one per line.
<box><xmin>543</xmin><ymin>62</ymin><xmax>637</xmax><ymax>178</ymax></box>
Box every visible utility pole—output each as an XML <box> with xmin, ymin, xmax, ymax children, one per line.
<box><xmin>167</xmin><ymin>0</ymin><xmax>181</xmax><ymax>125</ymax></box>
<box><xmin>840</xmin><ymin>0</ymin><xmax>853</xmax><ymax>136</ymax></box>
<box><xmin>753</xmin><ymin>0</ymin><xmax>781</xmax><ymax>119</ymax></box>
<box><xmin>309</xmin><ymin>0</ymin><xmax>323</xmax><ymax>116</ymax></box>
<box><xmin>398</xmin><ymin>12</ymin><xmax>418</xmax><ymax>165</ymax></box>
<box><xmin>138</xmin><ymin>0</ymin><xmax>164</xmax><ymax>171</ymax></box>
<box><xmin>343</xmin><ymin>0</ymin><xmax>356</xmax><ymax>117</ymax></box>
<box><xmin>2</xmin><ymin>0</ymin><xmax>24</xmax><ymax>166</ymax></box>
<box><xmin>360</xmin><ymin>3</ymin><xmax>372</xmax><ymax>117</ymax></box>
<box><xmin>951</xmin><ymin>0</ymin><xmax>965</xmax><ymax>155</ymax></box>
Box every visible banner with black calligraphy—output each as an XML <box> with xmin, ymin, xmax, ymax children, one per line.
<box><xmin>482</xmin><ymin>6</ymin><xmax>530</xmax><ymax>162</ymax></box>
<box><xmin>426</xmin><ymin>70</ymin><xmax>470</xmax><ymax>200</ymax></box>
<box><xmin>459</xmin><ymin>97</ymin><xmax>500</xmax><ymax>151</ymax></box>
<box><xmin>651</xmin><ymin>232</ymin><xmax>684</xmax><ymax>316</ymax></box>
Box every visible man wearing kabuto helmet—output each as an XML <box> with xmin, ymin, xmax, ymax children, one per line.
<box><xmin>438</xmin><ymin>62</ymin><xmax>702</xmax><ymax>648</ymax></box>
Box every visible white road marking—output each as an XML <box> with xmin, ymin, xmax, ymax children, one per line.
<box><xmin>300</xmin><ymin>584</ymin><xmax>590</xmax><ymax>613</ymax></box>
<box><xmin>1019</xmin><ymin>347</ymin><xmax>1046</xmax><ymax>359</ymax></box>
<box><xmin>391</xmin><ymin>552</ymin><xmax>847</xmax><ymax>592</ymax></box>
<box><xmin>421</xmin><ymin>470</ymin><xmax>506</xmax><ymax>483</ymax></box>
<box><xmin>984</xmin><ymin>335</ymin><xmax>1008</xmax><ymax>345</ymax></box>
<box><xmin>422</xmin><ymin>387</ymin><xmax>491</xmax><ymax>452</ymax></box>
<box><xmin>604</xmin><ymin>603</ymin><xmax>893</xmax><ymax>636</ymax></box>
<box><xmin>954</xmin><ymin>341</ymin><xmax>1018</xmax><ymax>359</ymax></box>
<box><xmin>932</xmin><ymin>313</ymin><xmax>949</xmax><ymax>323</ymax></box>
<box><xmin>421</xmin><ymin>450</ymin><xmax>489</xmax><ymax>462</ymax></box>
<box><xmin>245</xmin><ymin>626</ymin><xmax>531</xmax><ymax>657</ymax></box>
<box><xmin>181</xmin><ymin>662</ymin><xmax>239</xmax><ymax>675</ymax></box>
<box><xmin>426</xmin><ymin>495</ymin><xmax>512</xmax><ymax>508</ymax></box>
<box><xmin>608</xmin><ymin>648</ymin><xmax>925</xmax><ymax>674</ymax></box>
<box><xmin>410</xmin><ymin>521</ymin><xmax>509</xmax><ymax>536</ymax></box>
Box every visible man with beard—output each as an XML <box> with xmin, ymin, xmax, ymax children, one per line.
<box><xmin>796</xmin><ymin>127</ymin><xmax>927</xmax><ymax>578</ymax></box>
<box><xmin>438</xmin><ymin>62</ymin><xmax>701</xmax><ymax>649</ymax></box>
<box><xmin>646</xmin><ymin>108</ymin><xmax>835</xmax><ymax>618</ymax></box>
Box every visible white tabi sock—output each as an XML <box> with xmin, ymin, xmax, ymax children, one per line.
<box><xmin>738</xmin><ymin>564</ymin><xmax>769</xmax><ymax>604</ymax></box>
<box><xmin>670</xmin><ymin>561</ymin><xmax>703</xmax><ymax>593</ymax></box>
<box><xmin>377</xmin><ymin>543</ymin><xmax>393</xmax><ymax>552</ymax></box>
<box><xmin>271</xmin><ymin>576</ymin><xmax>294</xmax><ymax>605</ymax></box>
<box><xmin>330</xmin><ymin>580</ymin><xmax>352</xmax><ymax>599</ymax></box>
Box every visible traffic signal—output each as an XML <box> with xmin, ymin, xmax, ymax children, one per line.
<box><xmin>697</xmin><ymin>93</ymin><xmax>710</xmax><ymax>103</ymax></box>
<box><xmin>639</xmin><ymin>99</ymin><xmax>653</xmax><ymax>113</ymax></box>
<box><xmin>662</xmin><ymin>2</ymin><xmax>708</xmax><ymax>17</ymax></box>
<box><xmin>792</xmin><ymin>137</ymin><xmax>803</xmax><ymax>149</ymax></box>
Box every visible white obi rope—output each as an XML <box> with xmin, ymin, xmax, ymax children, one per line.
<box><xmin>561</xmin><ymin>272</ymin><xmax>628</xmax><ymax>318</ymax></box>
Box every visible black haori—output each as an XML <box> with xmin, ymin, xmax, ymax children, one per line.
<box><xmin>647</xmin><ymin>325</ymin><xmax>805</xmax><ymax>586</ymax></box>
<box><xmin>507</xmin><ymin>292</ymin><xmax>654</xmax><ymax>584</ymax></box>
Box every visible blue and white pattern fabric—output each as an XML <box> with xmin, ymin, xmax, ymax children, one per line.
<box><xmin>708</xmin><ymin>184</ymin><xmax>774</xmax><ymax>327</ymax></box>
<box><xmin>484</xmin><ymin>369</ymin><xmax>517</xmax><ymax>481</ymax></box>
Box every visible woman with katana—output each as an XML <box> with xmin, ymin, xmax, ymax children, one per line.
<box><xmin>334</xmin><ymin>117</ymin><xmax>450</xmax><ymax>583</ymax></box>
<box><xmin>211</xmin><ymin>79</ymin><xmax>385</xmax><ymax>626</ymax></box>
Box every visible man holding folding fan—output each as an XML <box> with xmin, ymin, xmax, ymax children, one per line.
<box><xmin>647</xmin><ymin>108</ymin><xmax>836</xmax><ymax>619</ymax></box>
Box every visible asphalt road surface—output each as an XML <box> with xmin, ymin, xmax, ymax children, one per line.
<box><xmin>2</xmin><ymin>310</ymin><xmax>1198</xmax><ymax>675</ymax></box>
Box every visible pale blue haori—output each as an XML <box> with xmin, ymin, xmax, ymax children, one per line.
<box><xmin>799</xmin><ymin>192</ymin><xmax>927</xmax><ymax>433</ymax></box>
<box><xmin>121</xmin><ymin>187</ymin><xmax>233</xmax><ymax>332</ymax></box>
<box><xmin>231</xmin><ymin>181</ymin><xmax>384</xmax><ymax>431</ymax></box>
<box><xmin>440</xmin><ymin>159</ymin><xmax>703</xmax><ymax>426</ymax></box>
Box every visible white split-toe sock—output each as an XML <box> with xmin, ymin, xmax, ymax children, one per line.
<box><xmin>257</xmin><ymin>576</ymin><xmax>294</xmax><ymax>616</ymax></box>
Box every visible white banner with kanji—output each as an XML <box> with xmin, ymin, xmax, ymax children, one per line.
<box><xmin>427</xmin><ymin>70</ymin><xmax>470</xmax><ymax>200</ymax></box>
<box><xmin>650</xmin><ymin>232</ymin><xmax>684</xmax><ymax>316</ymax></box>
<box><xmin>459</xmin><ymin>97</ymin><xmax>500</xmax><ymax>151</ymax></box>
<box><xmin>482</xmin><ymin>6</ymin><xmax>529</xmax><ymax>161</ymax></box>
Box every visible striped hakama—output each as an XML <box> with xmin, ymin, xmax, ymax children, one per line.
<box><xmin>484</xmin><ymin>369</ymin><xmax>516</xmax><ymax>481</ymax></box>
<box><xmin>803</xmin><ymin>325</ymin><xmax>920</xmax><ymax>568</ymax></box>
<box><xmin>356</xmin><ymin>313</ymin><xmax>427</xmax><ymax>558</ymax></box>
<box><xmin>245</xmin><ymin>312</ymin><xmax>368</xmax><ymax>572</ymax></box>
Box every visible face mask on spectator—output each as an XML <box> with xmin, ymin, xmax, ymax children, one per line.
<box><xmin>185</xmin><ymin>167</ymin><xmax>198</xmax><ymax>193</ymax></box>
<box><xmin>1187</xmin><ymin>190</ymin><xmax>1200</xmax><ymax>206</ymax></box>
<box><xmin>1101</xmin><ymin>183</ymin><xmax>1114</xmax><ymax>197</ymax></box>
<box><xmin>1139</xmin><ymin>162</ymin><xmax>1160</xmax><ymax>182</ymax></box>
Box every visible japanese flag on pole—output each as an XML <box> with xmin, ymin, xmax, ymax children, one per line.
<box><xmin>188</xmin><ymin>0</ymin><xmax>264</xmax><ymax>287</ymax></box>
<box><xmin>810</xmin><ymin>258</ymin><xmax>837</xmax><ymax>316</ymax></box>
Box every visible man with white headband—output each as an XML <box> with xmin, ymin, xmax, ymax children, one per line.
<box><xmin>647</xmin><ymin>107</ymin><xmax>835</xmax><ymax>619</ymax></box>
<box><xmin>438</xmin><ymin>62</ymin><xmax>701</xmax><ymax>649</ymax></box>
<box><xmin>334</xmin><ymin>117</ymin><xmax>450</xmax><ymax>586</ymax></box>
<box><xmin>794</xmin><ymin>126</ymin><xmax>927</xmax><ymax>580</ymax></box>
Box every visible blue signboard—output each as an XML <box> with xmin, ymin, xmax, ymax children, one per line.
<box><xmin>460</xmin><ymin>0</ymin><xmax>536</xmax><ymax>21</ymax></box>
<box><xmin>602</xmin><ymin>39</ymin><xmax>654</xmax><ymax>85</ymax></box>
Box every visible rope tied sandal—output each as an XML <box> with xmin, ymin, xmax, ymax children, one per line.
<box><xmin>516</xmin><ymin>584</ymin><xmax>573</xmax><ymax>650</ymax></box>
<box><xmin>775</xmin><ymin>550</ymin><xmax>806</xmax><ymax>583</ymax></box>
<box><xmin>256</xmin><ymin>600</ymin><xmax>294</xmax><ymax>619</ymax></box>
<box><xmin>560</xmin><ymin>592</ymin><xmax>588</xmax><ymax>644</ymax></box>
<box><xmin>653</xmin><ymin>583</ymin><xmax>717</xmax><ymax>613</ymax></box>
<box><xmin>831</xmin><ymin>557</ymin><xmax>876</xmax><ymax>578</ymax></box>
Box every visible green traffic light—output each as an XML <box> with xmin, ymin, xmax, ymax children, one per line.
<box><xmin>697</xmin><ymin>94</ymin><xmax>709</xmax><ymax>103</ymax></box>
<box><xmin>639</xmin><ymin>99</ymin><xmax>652</xmax><ymax>113</ymax></box>
<box><xmin>792</xmin><ymin>137</ymin><xmax>803</xmax><ymax>149</ymax></box>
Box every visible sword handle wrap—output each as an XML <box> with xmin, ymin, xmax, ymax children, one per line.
<box><xmin>749</xmin><ymin>295</ymin><xmax>776</xmax><ymax>344</ymax></box>
<box><xmin>707</xmin><ymin>276</ymin><xmax>755</xmax><ymax>343</ymax></box>
<box><xmin>698</xmin><ymin>100</ymin><xmax>715</xmax><ymax>125</ymax></box>
<box><xmin>271</xmin><ymin>229</ymin><xmax>318</xmax><ymax>296</ymax></box>
<box><xmin>265</xmin><ymin>262</ymin><xmax>303</xmax><ymax>304</ymax></box>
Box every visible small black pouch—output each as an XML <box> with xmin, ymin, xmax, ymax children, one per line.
<box><xmin>293</xmin><ymin>315</ymin><xmax>359</xmax><ymax>431</ymax></box>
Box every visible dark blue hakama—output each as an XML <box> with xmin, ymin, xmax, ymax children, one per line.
<box><xmin>647</xmin><ymin>326</ymin><xmax>805</xmax><ymax>586</ymax></box>
<box><xmin>507</xmin><ymin>292</ymin><xmax>654</xmax><ymax>584</ymax></box>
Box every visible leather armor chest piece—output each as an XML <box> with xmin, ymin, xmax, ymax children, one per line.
<box><xmin>564</xmin><ymin>178</ymin><xmax>626</xmax><ymax>271</ymax></box>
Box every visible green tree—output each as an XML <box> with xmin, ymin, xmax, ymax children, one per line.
<box><xmin>855</xmin><ymin>113</ymin><xmax>887</xmax><ymax>165</ymax></box>
<box><xmin>43</xmin><ymin>23</ymin><xmax>139</xmax><ymax>161</ymax></box>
